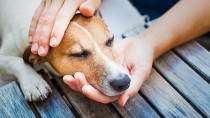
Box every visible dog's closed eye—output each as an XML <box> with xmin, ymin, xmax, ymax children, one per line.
<box><xmin>70</xmin><ymin>50</ymin><xmax>90</xmax><ymax>58</ymax></box>
<box><xmin>105</xmin><ymin>36</ymin><xmax>114</xmax><ymax>47</ymax></box>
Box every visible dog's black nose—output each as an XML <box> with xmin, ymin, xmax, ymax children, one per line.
<box><xmin>110</xmin><ymin>74</ymin><xmax>130</xmax><ymax>92</ymax></box>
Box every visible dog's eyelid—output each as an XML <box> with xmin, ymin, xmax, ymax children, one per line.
<box><xmin>105</xmin><ymin>35</ymin><xmax>114</xmax><ymax>47</ymax></box>
<box><xmin>69</xmin><ymin>50</ymin><xmax>90</xmax><ymax>58</ymax></box>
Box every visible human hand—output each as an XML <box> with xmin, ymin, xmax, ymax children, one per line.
<box><xmin>63</xmin><ymin>35</ymin><xmax>155</xmax><ymax>106</ymax></box>
<box><xmin>63</xmin><ymin>72</ymin><xmax>119</xmax><ymax>104</ymax></box>
<box><xmin>114</xmin><ymin>36</ymin><xmax>154</xmax><ymax>106</ymax></box>
<box><xmin>29</xmin><ymin>0</ymin><xmax>101</xmax><ymax>56</ymax></box>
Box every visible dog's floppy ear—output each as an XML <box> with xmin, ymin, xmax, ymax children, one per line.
<box><xmin>28</xmin><ymin>53</ymin><xmax>47</xmax><ymax>65</ymax></box>
<box><xmin>23</xmin><ymin>45</ymin><xmax>46</xmax><ymax>65</ymax></box>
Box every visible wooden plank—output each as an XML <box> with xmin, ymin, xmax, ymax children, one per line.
<box><xmin>140</xmin><ymin>69</ymin><xmax>202</xmax><ymax>118</ymax></box>
<box><xmin>174</xmin><ymin>40</ymin><xmax>210</xmax><ymax>82</ymax></box>
<box><xmin>33</xmin><ymin>71</ymin><xmax>75</xmax><ymax>118</ymax></box>
<box><xmin>112</xmin><ymin>94</ymin><xmax>160</xmax><ymax>118</ymax></box>
<box><xmin>154</xmin><ymin>51</ymin><xmax>210</xmax><ymax>117</ymax></box>
<box><xmin>196</xmin><ymin>36</ymin><xmax>210</xmax><ymax>51</ymax></box>
<box><xmin>54</xmin><ymin>75</ymin><xmax>120</xmax><ymax>118</ymax></box>
<box><xmin>0</xmin><ymin>81</ymin><xmax>35</xmax><ymax>118</ymax></box>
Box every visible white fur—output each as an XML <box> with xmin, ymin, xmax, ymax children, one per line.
<box><xmin>0</xmin><ymin>0</ymin><xmax>130</xmax><ymax>99</ymax></box>
<box><xmin>0</xmin><ymin>0</ymin><xmax>51</xmax><ymax>101</ymax></box>
<box><xmin>72</xmin><ymin>21</ymin><xmax>130</xmax><ymax>96</ymax></box>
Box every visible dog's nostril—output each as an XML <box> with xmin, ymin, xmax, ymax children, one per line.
<box><xmin>110</xmin><ymin>74</ymin><xmax>130</xmax><ymax>92</ymax></box>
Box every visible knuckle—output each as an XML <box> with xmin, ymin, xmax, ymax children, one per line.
<box><xmin>39</xmin><ymin>32</ymin><xmax>50</xmax><ymax>45</ymax></box>
<box><xmin>33</xmin><ymin>33</ymin><xmax>40</xmax><ymax>42</ymax></box>
<box><xmin>39</xmin><ymin>37</ymin><xmax>48</xmax><ymax>45</ymax></box>
<box><xmin>33</xmin><ymin>37</ymin><xmax>39</xmax><ymax>43</ymax></box>
<box><xmin>29</xmin><ymin>28</ymin><xmax>36</xmax><ymax>35</ymax></box>
<box><xmin>57</xmin><ymin>12</ymin><xmax>68</xmax><ymax>21</ymax></box>
<box><xmin>34</xmin><ymin>30</ymin><xmax>41</xmax><ymax>36</ymax></box>
<box><xmin>40</xmin><ymin>15</ymin><xmax>54</xmax><ymax>26</ymax></box>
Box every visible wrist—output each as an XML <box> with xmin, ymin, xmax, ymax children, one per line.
<box><xmin>136</xmin><ymin>27</ymin><xmax>175</xmax><ymax>60</ymax></box>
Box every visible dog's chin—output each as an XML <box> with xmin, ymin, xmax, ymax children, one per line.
<box><xmin>102</xmin><ymin>91</ymin><xmax>124</xmax><ymax>97</ymax></box>
<box><xmin>93</xmin><ymin>84</ymin><xmax>124</xmax><ymax>97</ymax></box>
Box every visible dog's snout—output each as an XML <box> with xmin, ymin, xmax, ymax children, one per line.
<box><xmin>110</xmin><ymin>74</ymin><xmax>130</xmax><ymax>92</ymax></box>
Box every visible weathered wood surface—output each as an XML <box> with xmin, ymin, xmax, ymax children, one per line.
<box><xmin>33</xmin><ymin>71</ymin><xmax>75</xmax><ymax>118</ymax></box>
<box><xmin>154</xmin><ymin>51</ymin><xmax>210</xmax><ymax>117</ymax></box>
<box><xmin>54</xmin><ymin>75</ymin><xmax>120</xmax><ymax>118</ymax></box>
<box><xmin>174</xmin><ymin>40</ymin><xmax>210</xmax><ymax>83</ymax></box>
<box><xmin>196</xmin><ymin>36</ymin><xmax>210</xmax><ymax>51</ymax></box>
<box><xmin>0</xmin><ymin>81</ymin><xmax>35</xmax><ymax>118</ymax></box>
<box><xmin>112</xmin><ymin>93</ymin><xmax>160</xmax><ymax>118</ymax></box>
<box><xmin>121</xmin><ymin>21</ymin><xmax>210</xmax><ymax>117</ymax></box>
<box><xmin>140</xmin><ymin>69</ymin><xmax>202</xmax><ymax>118</ymax></box>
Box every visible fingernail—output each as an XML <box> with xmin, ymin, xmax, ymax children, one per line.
<box><xmin>38</xmin><ymin>46</ymin><xmax>45</xmax><ymax>55</ymax></box>
<box><xmin>28</xmin><ymin>36</ymin><xmax>33</xmax><ymax>44</ymax></box>
<box><xmin>122</xmin><ymin>96</ymin><xmax>129</xmax><ymax>106</ymax></box>
<box><xmin>31</xmin><ymin>43</ymin><xmax>38</xmax><ymax>52</ymax></box>
<box><xmin>50</xmin><ymin>37</ymin><xmax>57</xmax><ymax>47</ymax></box>
<box><xmin>82</xmin><ymin>85</ymin><xmax>88</xmax><ymax>93</ymax></box>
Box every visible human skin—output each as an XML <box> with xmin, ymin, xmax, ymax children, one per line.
<box><xmin>29</xmin><ymin>0</ymin><xmax>101</xmax><ymax>56</ymax></box>
<box><xmin>63</xmin><ymin>0</ymin><xmax>210</xmax><ymax>106</ymax></box>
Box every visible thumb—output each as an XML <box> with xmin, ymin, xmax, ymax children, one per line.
<box><xmin>118</xmin><ymin>66</ymin><xmax>151</xmax><ymax>106</ymax></box>
<box><xmin>74</xmin><ymin>72</ymin><xmax>89</xmax><ymax>92</ymax></box>
<box><xmin>79</xmin><ymin>0</ymin><xmax>101</xmax><ymax>16</ymax></box>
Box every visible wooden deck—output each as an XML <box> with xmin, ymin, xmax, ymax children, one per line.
<box><xmin>0</xmin><ymin>0</ymin><xmax>210</xmax><ymax>117</ymax></box>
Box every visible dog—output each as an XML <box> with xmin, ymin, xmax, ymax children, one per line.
<box><xmin>0</xmin><ymin>0</ymin><xmax>130</xmax><ymax>101</ymax></box>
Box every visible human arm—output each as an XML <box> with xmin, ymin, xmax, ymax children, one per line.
<box><xmin>144</xmin><ymin>0</ymin><xmax>210</xmax><ymax>59</ymax></box>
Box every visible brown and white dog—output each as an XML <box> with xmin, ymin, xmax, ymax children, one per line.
<box><xmin>0</xmin><ymin>0</ymin><xmax>130</xmax><ymax>101</ymax></box>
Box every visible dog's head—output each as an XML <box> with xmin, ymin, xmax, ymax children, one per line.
<box><xmin>26</xmin><ymin>14</ymin><xmax>130</xmax><ymax>96</ymax></box>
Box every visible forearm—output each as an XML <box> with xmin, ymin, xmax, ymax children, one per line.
<box><xmin>139</xmin><ymin>0</ymin><xmax>210</xmax><ymax>59</ymax></box>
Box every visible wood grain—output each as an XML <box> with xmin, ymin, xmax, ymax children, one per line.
<box><xmin>174</xmin><ymin>40</ymin><xmax>210</xmax><ymax>83</ymax></box>
<box><xmin>0</xmin><ymin>81</ymin><xmax>35</xmax><ymax>118</ymax></box>
<box><xmin>112</xmin><ymin>93</ymin><xmax>160</xmax><ymax>118</ymax></box>
<box><xmin>54</xmin><ymin>75</ymin><xmax>120</xmax><ymax>118</ymax></box>
<box><xmin>33</xmin><ymin>71</ymin><xmax>75</xmax><ymax>118</ymax></box>
<box><xmin>154</xmin><ymin>51</ymin><xmax>210</xmax><ymax>117</ymax></box>
<box><xmin>140</xmin><ymin>69</ymin><xmax>202</xmax><ymax>118</ymax></box>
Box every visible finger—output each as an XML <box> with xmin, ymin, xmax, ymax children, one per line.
<box><xmin>82</xmin><ymin>85</ymin><xmax>118</xmax><ymax>104</ymax></box>
<box><xmin>79</xmin><ymin>0</ymin><xmax>101</xmax><ymax>16</ymax></box>
<box><xmin>31</xmin><ymin>42</ymin><xmax>39</xmax><ymax>54</ymax></box>
<box><xmin>63</xmin><ymin>75</ymin><xmax>78</xmax><ymax>91</ymax></box>
<box><xmin>31</xmin><ymin>1</ymin><xmax>51</xmax><ymax>54</ymax></box>
<box><xmin>74</xmin><ymin>72</ymin><xmax>89</xmax><ymax>92</ymax></box>
<box><xmin>29</xmin><ymin>1</ymin><xmax>45</xmax><ymax>44</ymax></box>
<box><xmin>38</xmin><ymin>45</ymin><xmax>49</xmax><ymax>57</ymax></box>
<box><xmin>118</xmin><ymin>65</ymin><xmax>151</xmax><ymax>106</ymax></box>
<box><xmin>50</xmin><ymin>0</ymin><xmax>85</xmax><ymax>47</ymax></box>
<box><xmin>37</xmin><ymin>1</ymin><xmax>64</xmax><ymax>56</ymax></box>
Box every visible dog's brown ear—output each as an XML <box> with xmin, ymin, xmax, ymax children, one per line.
<box><xmin>23</xmin><ymin>45</ymin><xmax>46</xmax><ymax>65</ymax></box>
<box><xmin>28</xmin><ymin>53</ymin><xmax>46</xmax><ymax>65</ymax></box>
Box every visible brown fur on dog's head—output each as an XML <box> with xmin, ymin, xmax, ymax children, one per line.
<box><xmin>47</xmin><ymin>14</ymin><xmax>115</xmax><ymax>87</ymax></box>
<box><xmin>27</xmin><ymin>14</ymin><xmax>130</xmax><ymax>96</ymax></box>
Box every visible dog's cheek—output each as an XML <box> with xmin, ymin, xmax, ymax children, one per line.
<box><xmin>47</xmin><ymin>56</ymin><xmax>73</xmax><ymax>75</ymax></box>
